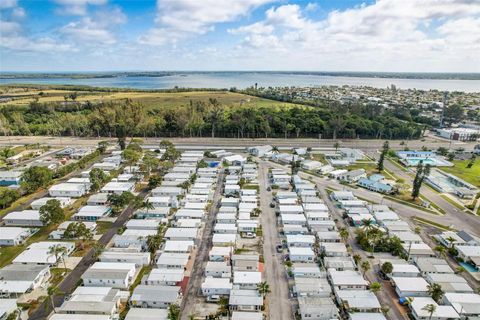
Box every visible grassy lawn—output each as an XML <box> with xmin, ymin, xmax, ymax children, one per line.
<box><xmin>440</xmin><ymin>160</ymin><xmax>480</xmax><ymax>187</ymax></box>
<box><xmin>440</xmin><ymin>194</ymin><xmax>466</xmax><ymax>210</ymax></box>
<box><xmin>412</xmin><ymin>216</ymin><xmax>454</xmax><ymax>231</ymax></box>
<box><xmin>0</xmin><ymin>88</ymin><xmax>303</xmax><ymax>109</ymax></box>
<box><xmin>95</xmin><ymin>221</ymin><xmax>113</xmax><ymax>234</ymax></box>
<box><xmin>49</xmin><ymin>267</ymin><xmax>70</xmax><ymax>288</ymax></box>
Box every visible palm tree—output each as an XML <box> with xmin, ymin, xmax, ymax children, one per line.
<box><xmin>434</xmin><ymin>245</ymin><xmax>446</xmax><ymax>258</ymax></box>
<box><xmin>353</xmin><ymin>254</ymin><xmax>362</xmax><ymax>266</ymax></box>
<box><xmin>381</xmin><ymin>261</ymin><xmax>393</xmax><ymax>275</ymax></box>
<box><xmin>46</xmin><ymin>286</ymin><xmax>63</xmax><ymax>313</ymax></box>
<box><xmin>361</xmin><ymin>260</ymin><xmax>371</xmax><ymax>276</ymax></box>
<box><xmin>140</xmin><ymin>199</ymin><xmax>154</xmax><ymax>214</ymax></box>
<box><xmin>272</xmin><ymin>146</ymin><xmax>279</xmax><ymax>154</ymax></box>
<box><xmin>48</xmin><ymin>244</ymin><xmax>68</xmax><ymax>270</ymax></box>
<box><xmin>427</xmin><ymin>283</ymin><xmax>444</xmax><ymax>303</ymax></box>
<box><xmin>422</xmin><ymin>303</ymin><xmax>437</xmax><ymax>320</ymax></box>
<box><xmin>370</xmin><ymin>282</ymin><xmax>382</xmax><ymax>294</ymax></box>
<box><xmin>456</xmin><ymin>266</ymin><xmax>466</xmax><ymax>274</ymax></box>
<box><xmin>414</xmin><ymin>226</ymin><xmax>421</xmax><ymax>234</ymax></box>
<box><xmin>218</xmin><ymin>296</ymin><xmax>229</xmax><ymax>316</ymax></box>
<box><xmin>361</xmin><ymin>218</ymin><xmax>374</xmax><ymax>238</ymax></box>
<box><xmin>339</xmin><ymin>228</ymin><xmax>349</xmax><ymax>243</ymax></box>
<box><xmin>333</xmin><ymin>142</ymin><xmax>340</xmax><ymax>152</ymax></box>
<box><xmin>167</xmin><ymin>304</ymin><xmax>180</xmax><ymax>320</ymax></box>
<box><xmin>257</xmin><ymin>281</ymin><xmax>271</xmax><ymax>300</ymax></box>
<box><xmin>446</xmin><ymin>236</ymin><xmax>457</xmax><ymax>248</ymax></box>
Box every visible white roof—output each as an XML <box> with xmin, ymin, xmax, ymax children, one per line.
<box><xmin>336</xmin><ymin>290</ymin><xmax>381</xmax><ymax>309</ymax></box>
<box><xmin>202</xmin><ymin>277</ymin><xmax>232</xmax><ymax>289</ymax></box>
<box><xmin>4</xmin><ymin>210</ymin><xmax>40</xmax><ymax>220</ymax></box>
<box><xmin>75</xmin><ymin>205</ymin><xmax>110</xmax><ymax>217</ymax></box>
<box><xmin>210</xmin><ymin>246</ymin><xmax>232</xmax><ymax>256</ymax></box>
<box><xmin>50</xmin><ymin>183</ymin><xmax>85</xmax><ymax>191</ymax></box>
<box><xmin>410</xmin><ymin>297</ymin><xmax>459</xmax><ymax>319</ymax></box>
<box><xmin>329</xmin><ymin>270</ymin><xmax>368</xmax><ymax>286</ymax></box>
<box><xmin>234</xmin><ymin>271</ymin><xmax>261</xmax><ymax>284</ymax></box>
<box><xmin>231</xmin><ymin>311</ymin><xmax>263</xmax><ymax>320</ymax></box>
<box><xmin>212</xmin><ymin>233</ymin><xmax>236</xmax><ymax>243</ymax></box>
<box><xmin>125</xmin><ymin>308</ymin><xmax>168</xmax><ymax>320</ymax></box>
<box><xmin>289</xmin><ymin>247</ymin><xmax>315</xmax><ymax>256</ymax></box>
<box><xmin>0</xmin><ymin>227</ymin><xmax>30</xmax><ymax>240</ymax></box>
<box><xmin>101</xmin><ymin>181</ymin><xmax>135</xmax><ymax>191</ymax></box>
<box><xmin>163</xmin><ymin>240</ymin><xmax>194</xmax><ymax>252</ymax></box>
<box><xmin>392</xmin><ymin>276</ymin><xmax>429</xmax><ymax>292</ymax></box>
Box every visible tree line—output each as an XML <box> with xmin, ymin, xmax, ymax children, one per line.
<box><xmin>0</xmin><ymin>94</ymin><xmax>424</xmax><ymax>140</ymax></box>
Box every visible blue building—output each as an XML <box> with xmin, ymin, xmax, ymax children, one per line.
<box><xmin>0</xmin><ymin>171</ymin><xmax>23</xmax><ymax>186</ymax></box>
<box><xmin>358</xmin><ymin>177</ymin><xmax>394</xmax><ymax>194</ymax></box>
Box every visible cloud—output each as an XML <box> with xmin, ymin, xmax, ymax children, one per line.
<box><xmin>53</xmin><ymin>0</ymin><xmax>108</xmax><ymax>15</ymax></box>
<box><xmin>0</xmin><ymin>0</ymin><xmax>17</xmax><ymax>9</ymax></box>
<box><xmin>59</xmin><ymin>6</ymin><xmax>126</xmax><ymax>45</ymax></box>
<box><xmin>139</xmin><ymin>0</ymin><xmax>275</xmax><ymax>45</ymax></box>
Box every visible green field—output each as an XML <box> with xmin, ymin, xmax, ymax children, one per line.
<box><xmin>0</xmin><ymin>87</ymin><xmax>302</xmax><ymax>109</ymax></box>
<box><xmin>440</xmin><ymin>160</ymin><xmax>480</xmax><ymax>187</ymax></box>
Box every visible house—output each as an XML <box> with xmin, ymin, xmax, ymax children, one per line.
<box><xmin>391</xmin><ymin>277</ymin><xmax>429</xmax><ymax>298</ymax></box>
<box><xmin>358</xmin><ymin>177</ymin><xmax>394</xmax><ymax>194</ymax></box>
<box><xmin>337</xmin><ymin>169</ymin><xmax>367</xmax><ymax>183</ymax></box>
<box><xmin>237</xmin><ymin>220</ymin><xmax>258</xmax><ymax>233</ymax></box>
<box><xmin>302</xmin><ymin>160</ymin><xmax>323</xmax><ymax>171</ymax></box>
<box><xmin>67</xmin><ymin>177</ymin><xmax>92</xmax><ymax>190</ymax></box>
<box><xmin>388</xmin><ymin>263</ymin><xmax>421</xmax><ymax>278</ymax></box>
<box><xmin>163</xmin><ymin>240</ymin><xmax>195</xmax><ymax>254</ymax></box>
<box><xmin>286</xmin><ymin>235</ymin><xmax>315</xmax><ymax>248</ymax></box>
<box><xmin>349</xmin><ymin>314</ymin><xmax>387</xmax><ymax>320</ymax></box>
<box><xmin>164</xmin><ymin>228</ymin><xmax>198</xmax><ymax>241</ymax></box>
<box><xmin>324</xmin><ymin>257</ymin><xmax>357</xmax><ymax>271</ymax></box>
<box><xmin>233</xmin><ymin>271</ymin><xmax>262</xmax><ymax>290</ymax></box>
<box><xmin>0</xmin><ymin>170</ymin><xmax>23</xmax><ymax>186</ymax></box>
<box><xmin>92</xmin><ymin>162</ymin><xmax>120</xmax><ymax>171</ymax></box>
<box><xmin>87</xmin><ymin>193</ymin><xmax>109</xmax><ymax>206</ymax></box>
<box><xmin>212</xmin><ymin>233</ymin><xmax>236</xmax><ymax>246</ymax></box>
<box><xmin>283</xmin><ymin>225</ymin><xmax>309</xmax><ymax>235</ymax></box>
<box><xmin>126</xmin><ymin>219</ymin><xmax>162</xmax><ymax>230</ymax></box>
<box><xmin>316</xmin><ymin>231</ymin><xmax>341</xmax><ymax>243</ymax></box>
<box><xmin>136</xmin><ymin>207</ymin><xmax>170</xmax><ymax>219</ymax></box>
<box><xmin>99</xmin><ymin>251</ymin><xmax>151</xmax><ymax>267</ymax></box>
<box><xmin>55</xmin><ymin>286</ymin><xmax>121</xmax><ymax>317</ymax></box>
<box><xmin>125</xmin><ymin>308</ymin><xmax>168</xmax><ymax>320</ymax></box>
<box><xmin>31</xmin><ymin>197</ymin><xmax>73</xmax><ymax>210</ymax></box>
<box><xmin>129</xmin><ymin>285</ymin><xmax>180</xmax><ymax>309</ymax></box>
<box><xmin>73</xmin><ymin>205</ymin><xmax>111</xmax><ymax>221</ymax></box>
<box><xmin>0</xmin><ymin>264</ymin><xmax>50</xmax><ymax>296</ymax></box>
<box><xmin>443</xmin><ymin>292</ymin><xmax>480</xmax><ymax>318</ymax></box>
<box><xmin>402</xmin><ymin>243</ymin><xmax>435</xmax><ymax>258</ymax></box>
<box><xmin>155</xmin><ymin>251</ymin><xmax>189</xmax><ymax>269</ymax></box>
<box><xmin>410</xmin><ymin>297</ymin><xmax>460</xmax><ymax>320</ymax></box>
<box><xmin>201</xmin><ymin>277</ymin><xmax>232</xmax><ymax>296</ymax></box>
<box><xmin>82</xmin><ymin>262</ymin><xmax>136</xmax><ymax>289</ymax></box>
<box><xmin>297</xmin><ymin>297</ymin><xmax>339</xmax><ymax>320</ymax></box>
<box><xmin>291</xmin><ymin>263</ymin><xmax>323</xmax><ymax>278</ymax></box>
<box><xmin>293</xmin><ymin>277</ymin><xmax>331</xmax><ymax>298</ymax></box>
<box><xmin>144</xmin><ymin>268</ymin><xmax>184</xmax><ymax>286</ymax></box>
<box><xmin>330</xmin><ymin>191</ymin><xmax>356</xmax><ymax>201</ymax></box>
<box><xmin>175</xmin><ymin>218</ymin><xmax>201</xmax><ymax>228</ymax></box>
<box><xmin>205</xmin><ymin>261</ymin><xmax>232</xmax><ymax>278</ymax></box>
<box><xmin>280</xmin><ymin>214</ymin><xmax>307</xmax><ymax>226</ymax></box>
<box><xmin>49</xmin><ymin>183</ymin><xmax>87</xmax><ymax>197</ymax></box>
<box><xmin>390</xmin><ymin>231</ymin><xmax>423</xmax><ymax>244</ymax></box>
<box><xmin>413</xmin><ymin>257</ymin><xmax>455</xmax><ymax>275</ymax></box>
<box><xmin>247</xmin><ymin>145</ymin><xmax>272</xmax><ymax>157</ymax></box>
<box><xmin>49</xmin><ymin>221</ymin><xmax>96</xmax><ymax>240</ymax></box>
<box><xmin>0</xmin><ymin>299</ymin><xmax>17</xmax><ymax>319</ymax></box>
<box><xmin>320</xmin><ymin>242</ymin><xmax>349</xmax><ymax>257</ymax></box>
<box><xmin>425</xmin><ymin>273</ymin><xmax>473</xmax><ymax>293</ymax></box>
<box><xmin>335</xmin><ymin>290</ymin><xmax>381</xmax><ymax>313</ymax></box>
<box><xmin>231</xmin><ymin>311</ymin><xmax>263</xmax><ymax>320</ymax></box>
<box><xmin>231</xmin><ymin>254</ymin><xmax>259</xmax><ymax>271</ymax></box>
<box><xmin>101</xmin><ymin>182</ymin><xmax>135</xmax><ymax>194</ymax></box>
<box><xmin>3</xmin><ymin>210</ymin><xmax>43</xmax><ymax>227</ymax></box>
<box><xmin>148</xmin><ymin>196</ymin><xmax>178</xmax><ymax>208</ymax></box>
<box><xmin>12</xmin><ymin>241</ymin><xmax>74</xmax><ymax>265</ymax></box>
<box><xmin>214</xmin><ymin>223</ymin><xmax>238</xmax><ymax>234</ymax></box>
<box><xmin>0</xmin><ymin>227</ymin><xmax>33</xmax><ymax>246</ymax></box>
<box><xmin>209</xmin><ymin>246</ymin><xmax>232</xmax><ymax>262</ymax></box>
<box><xmin>328</xmin><ymin>270</ymin><xmax>368</xmax><ymax>290</ymax></box>
<box><xmin>289</xmin><ymin>247</ymin><xmax>315</xmax><ymax>262</ymax></box>
<box><xmin>455</xmin><ymin>245</ymin><xmax>480</xmax><ymax>267</ymax></box>
<box><xmin>229</xmin><ymin>289</ymin><xmax>263</xmax><ymax>312</ymax></box>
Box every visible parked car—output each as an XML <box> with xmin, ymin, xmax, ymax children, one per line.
<box><xmin>269</xmin><ymin>202</ymin><xmax>275</xmax><ymax>208</ymax></box>
<box><xmin>243</xmin><ymin>232</ymin><xmax>255</xmax><ymax>239</ymax></box>
<box><xmin>276</xmin><ymin>244</ymin><xmax>283</xmax><ymax>253</ymax></box>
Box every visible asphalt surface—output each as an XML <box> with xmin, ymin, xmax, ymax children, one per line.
<box><xmin>0</xmin><ymin>135</ymin><xmax>477</xmax><ymax>152</ymax></box>
<box><xmin>28</xmin><ymin>188</ymin><xmax>149</xmax><ymax>320</ymax></box>
<box><xmin>258</xmin><ymin>162</ymin><xmax>294</xmax><ymax>320</ymax></box>
<box><xmin>180</xmin><ymin>172</ymin><xmax>224</xmax><ymax>319</ymax></box>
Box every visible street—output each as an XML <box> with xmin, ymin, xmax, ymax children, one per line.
<box><xmin>258</xmin><ymin>162</ymin><xmax>294</xmax><ymax>320</ymax></box>
<box><xmin>180</xmin><ymin>172</ymin><xmax>225</xmax><ymax>319</ymax></box>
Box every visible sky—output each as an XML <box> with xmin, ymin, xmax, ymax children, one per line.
<box><xmin>0</xmin><ymin>0</ymin><xmax>479</xmax><ymax>72</ymax></box>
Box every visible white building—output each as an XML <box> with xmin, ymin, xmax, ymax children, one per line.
<box><xmin>0</xmin><ymin>227</ymin><xmax>32</xmax><ymax>246</ymax></box>
<box><xmin>82</xmin><ymin>262</ymin><xmax>137</xmax><ymax>289</ymax></box>
<box><xmin>49</xmin><ymin>183</ymin><xmax>87</xmax><ymax>197</ymax></box>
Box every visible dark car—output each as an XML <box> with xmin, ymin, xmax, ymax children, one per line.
<box><xmin>276</xmin><ymin>244</ymin><xmax>283</xmax><ymax>253</ymax></box>
<box><xmin>266</xmin><ymin>186</ymin><xmax>271</xmax><ymax>191</ymax></box>
<box><xmin>270</xmin><ymin>202</ymin><xmax>275</xmax><ymax>208</ymax></box>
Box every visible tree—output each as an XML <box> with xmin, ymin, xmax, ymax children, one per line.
<box><xmin>370</xmin><ymin>282</ymin><xmax>382</xmax><ymax>293</ymax></box>
<box><xmin>218</xmin><ymin>296</ymin><xmax>229</xmax><ymax>316</ymax></box>
<box><xmin>40</xmin><ymin>199</ymin><xmax>65</xmax><ymax>225</ymax></box>
<box><xmin>427</xmin><ymin>283</ymin><xmax>444</xmax><ymax>302</ymax></box>
<box><xmin>148</xmin><ymin>175</ymin><xmax>162</xmax><ymax>189</ymax></box>
<box><xmin>333</xmin><ymin>141</ymin><xmax>340</xmax><ymax>152</ymax></box>
<box><xmin>437</xmin><ymin>147</ymin><xmax>448</xmax><ymax>156</ymax></box>
<box><xmin>467</xmin><ymin>154</ymin><xmax>476</xmax><ymax>169</ymax></box>
<box><xmin>353</xmin><ymin>254</ymin><xmax>362</xmax><ymax>266</ymax></box>
<box><xmin>377</xmin><ymin>141</ymin><xmax>389</xmax><ymax>172</ymax></box>
<box><xmin>445</xmin><ymin>236</ymin><xmax>457</xmax><ymax>248</ymax></box>
<box><xmin>97</xmin><ymin>141</ymin><xmax>108</xmax><ymax>153</ymax></box>
<box><xmin>381</xmin><ymin>261</ymin><xmax>393</xmax><ymax>275</ymax></box>
<box><xmin>64</xmin><ymin>222</ymin><xmax>93</xmax><ymax>246</ymax></box>
<box><xmin>89</xmin><ymin>167</ymin><xmax>109</xmax><ymax>192</ymax></box>
<box><xmin>361</xmin><ymin>218</ymin><xmax>374</xmax><ymax>238</ymax></box>
<box><xmin>360</xmin><ymin>260</ymin><xmax>371</xmax><ymax>276</ymax></box>
<box><xmin>456</xmin><ymin>266</ymin><xmax>466</xmax><ymax>274</ymax></box>
<box><xmin>422</xmin><ymin>303</ymin><xmax>437</xmax><ymax>320</ymax></box>
<box><xmin>46</xmin><ymin>286</ymin><xmax>62</xmax><ymax>314</ymax></box>
<box><xmin>167</xmin><ymin>304</ymin><xmax>180</xmax><ymax>320</ymax></box>
<box><xmin>411</xmin><ymin>161</ymin><xmax>431</xmax><ymax>200</ymax></box>
<box><xmin>134</xmin><ymin>197</ymin><xmax>154</xmax><ymax>214</ymax></box>
<box><xmin>0</xmin><ymin>187</ymin><xmax>19</xmax><ymax>209</ymax></box>
<box><xmin>107</xmin><ymin>191</ymin><xmax>134</xmax><ymax>214</ymax></box>
<box><xmin>142</xmin><ymin>154</ymin><xmax>160</xmax><ymax>175</ymax></box>
<box><xmin>21</xmin><ymin>166</ymin><xmax>53</xmax><ymax>193</ymax></box>
<box><xmin>48</xmin><ymin>244</ymin><xmax>68</xmax><ymax>270</ymax></box>
<box><xmin>257</xmin><ymin>281</ymin><xmax>271</xmax><ymax>299</ymax></box>
<box><xmin>122</xmin><ymin>148</ymin><xmax>141</xmax><ymax>172</ymax></box>
<box><xmin>339</xmin><ymin>228</ymin><xmax>349</xmax><ymax>243</ymax></box>
<box><xmin>434</xmin><ymin>245</ymin><xmax>446</xmax><ymax>258</ymax></box>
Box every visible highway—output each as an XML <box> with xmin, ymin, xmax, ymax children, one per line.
<box><xmin>0</xmin><ymin>135</ymin><xmax>477</xmax><ymax>152</ymax></box>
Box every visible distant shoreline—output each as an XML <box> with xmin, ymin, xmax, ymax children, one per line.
<box><xmin>1</xmin><ymin>71</ymin><xmax>480</xmax><ymax>81</ymax></box>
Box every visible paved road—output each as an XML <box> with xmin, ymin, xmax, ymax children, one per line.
<box><xmin>180</xmin><ymin>172</ymin><xmax>224</xmax><ymax>319</ymax></box>
<box><xmin>29</xmin><ymin>188</ymin><xmax>149</xmax><ymax>320</ymax></box>
<box><xmin>258</xmin><ymin>161</ymin><xmax>294</xmax><ymax>320</ymax></box>
<box><xmin>0</xmin><ymin>135</ymin><xmax>476</xmax><ymax>151</ymax></box>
